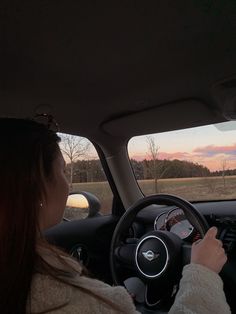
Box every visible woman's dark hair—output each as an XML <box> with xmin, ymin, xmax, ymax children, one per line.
<box><xmin>0</xmin><ymin>118</ymin><xmax>61</xmax><ymax>314</ymax></box>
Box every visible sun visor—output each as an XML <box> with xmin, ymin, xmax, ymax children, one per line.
<box><xmin>102</xmin><ymin>99</ymin><xmax>221</xmax><ymax>137</ymax></box>
<box><xmin>211</xmin><ymin>76</ymin><xmax>236</xmax><ymax>121</ymax></box>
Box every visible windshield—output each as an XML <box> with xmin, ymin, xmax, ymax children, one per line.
<box><xmin>128</xmin><ymin>121</ymin><xmax>236</xmax><ymax>202</ymax></box>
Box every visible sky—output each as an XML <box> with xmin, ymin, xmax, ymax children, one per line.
<box><xmin>128</xmin><ymin>121</ymin><xmax>236</xmax><ymax>172</ymax></box>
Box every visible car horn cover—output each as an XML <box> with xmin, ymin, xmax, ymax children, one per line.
<box><xmin>135</xmin><ymin>235</ymin><xmax>169</xmax><ymax>278</ymax></box>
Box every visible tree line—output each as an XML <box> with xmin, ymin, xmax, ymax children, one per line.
<box><xmin>66</xmin><ymin>159</ymin><xmax>106</xmax><ymax>183</ymax></box>
<box><xmin>211</xmin><ymin>169</ymin><xmax>236</xmax><ymax>176</ymax></box>
<box><xmin>131</xmin><ymin>159</ymin><xmax>211</xmax><ymax>180</ymax></box>
<box><xmin>66</xmin><ymin>158</ymin><xmax>214</xmax><ymax>183</ymax></box>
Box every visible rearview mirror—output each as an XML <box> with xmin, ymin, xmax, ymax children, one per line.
<box><xmin>64</xmin><ymin>191</ymin><xmax>101</xmax><ymax>220</ymax></box>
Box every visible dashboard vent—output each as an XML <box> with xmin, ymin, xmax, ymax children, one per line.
<box><xmin>220</xmin><ymin>227</ymin><xmax>236</xmax><ymax>253</ymax></box>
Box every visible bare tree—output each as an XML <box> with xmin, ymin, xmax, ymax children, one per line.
<box><xmin>146</xmin><ymin>136</ymin><xmax>170</xmax><ymax>193</ymax></box>
<box><xmin>221</xmin><ymin>159</ymin><xmax>227</xmax><ymax>193</ymax></box>
<box><xmin>146</xmin><ymin>136</ymin><xmax>160</xmax><ymax>193</ymax></box>
<box><xmin>60</xmin><ymin>134</ymin><xmax>91</xmax><ymax>188</ymax></box>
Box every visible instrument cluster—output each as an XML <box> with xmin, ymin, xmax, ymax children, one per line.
<box><xmin>154</xmin><ymin>208</ymin><xmax>200</xmax><ymax>241</ymax></box>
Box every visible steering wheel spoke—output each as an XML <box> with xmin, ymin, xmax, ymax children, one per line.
<box><xmin>145</xmin><ymin>279</ymin><xmax>177</xmax><ymax>308</ymax></box>
<box><xmin>123</xmin><ymin>277</ymin><xmax>146</xmax><ymax>304</ymax></box>
<box><xmin>114</xmin><ymin>241</ymin><xmax>137</xmax><ymax>269</ymax></box>
<box><xmin>182</xmin><ymin>242</ymin><xmax>192</xmax><ymax>265</ymax></box>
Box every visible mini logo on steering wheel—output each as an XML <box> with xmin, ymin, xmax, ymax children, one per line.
<box><xmin>142</xmin><ymin>250</ymin><xmax>160</xmax><ymax>262</ymax></box>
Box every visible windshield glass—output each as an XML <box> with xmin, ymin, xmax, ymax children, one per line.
<box><xmin>128</xmin><ymin>121</ymin><xmax>236</xmax><ymax>201</ymax></box>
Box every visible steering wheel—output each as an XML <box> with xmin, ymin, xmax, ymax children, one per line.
<box><xmin>110</xmin><ymin>194</ymin><xmax>209</xmax><ymax>309</ymax></box>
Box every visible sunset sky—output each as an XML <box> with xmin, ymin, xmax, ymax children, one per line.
<box><xmin>128</xmin><ymin>121</ymin><xmax>236</xmax><ymax>172</ymax></box>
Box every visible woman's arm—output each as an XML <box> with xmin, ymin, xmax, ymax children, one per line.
<box><xmin>169</xmin><ymin>227</ymin><xmax>231</xmax><ymax>314</ymax></box>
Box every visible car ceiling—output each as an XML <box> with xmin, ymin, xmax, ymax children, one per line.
<box><xmin>1</xmin><ymin>1</ymin><xmax>236</xmax><ymax>144</ymax></box>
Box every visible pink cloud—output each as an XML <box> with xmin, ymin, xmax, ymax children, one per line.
<box><xmin>131</xmin><ymin>151</ymin><xmax>191</xmax><ymax>161</ymax></box>
<box><xmin>158</xmin><ymin>152</ymin><xmax>190</xmax><ymax>160</ymax></box>
<box><xmin>194</xmin><ymin>144</ymin><xmax>236</xmax><ymax>157</ymax></box>
<box><xmin>130</xmin><ymin>144</ymin><xmax>236</xmax><ymax>171</ymax></box>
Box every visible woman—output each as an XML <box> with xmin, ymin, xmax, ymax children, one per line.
<box><xmin>0</xmin><ymin>117</ymin><xmax>230</xmax><ymax>314</ymax></box>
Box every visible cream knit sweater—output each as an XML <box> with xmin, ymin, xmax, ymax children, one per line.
<box><xmin>28</xmin><ymin>258</ymin><xmax>231</xmax><ymax>313</ymax></box>
<box><xmin>169</xmin><ymin>263</ymin><xmax>231</xmax><ymax>314</ymax></box>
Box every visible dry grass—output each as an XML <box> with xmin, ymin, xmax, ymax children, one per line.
<box><xmin>138</xmin><ymin>176</ymin><xmax>236</xmax><ymax>201</ymax></box>
<box><xmin>70</xmin><ymin>176</ymin><xmax>236</xmax><ymax>216</ymax></box>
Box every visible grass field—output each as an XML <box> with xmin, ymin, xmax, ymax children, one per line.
<box><xmin>71</xmin><ymin>176</ymin><xmax>236</xmax><ymax>215</ymax></box>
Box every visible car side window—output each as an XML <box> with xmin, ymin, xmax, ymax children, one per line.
<box><xmin>59</xmin><ymin>133</ymin><xmax>113</xmax><ymax>220</ymax></box>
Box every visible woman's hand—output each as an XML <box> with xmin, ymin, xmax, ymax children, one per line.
<box><xmin>191</xmin><ymin>226</ymin><xmax>227</xmax><ymax>273</ymax></box>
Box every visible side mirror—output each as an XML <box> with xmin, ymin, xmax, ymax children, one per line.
<box><xmin>64</xmin><ymin>191</ymin><xmax>101</xmax><ymax>220</ymax></box>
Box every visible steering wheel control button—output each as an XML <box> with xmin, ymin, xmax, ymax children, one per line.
<box><xmin>135</xmin><ymin>235</ymin><xmax>169</xmax><ymax>278</ymax></box>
